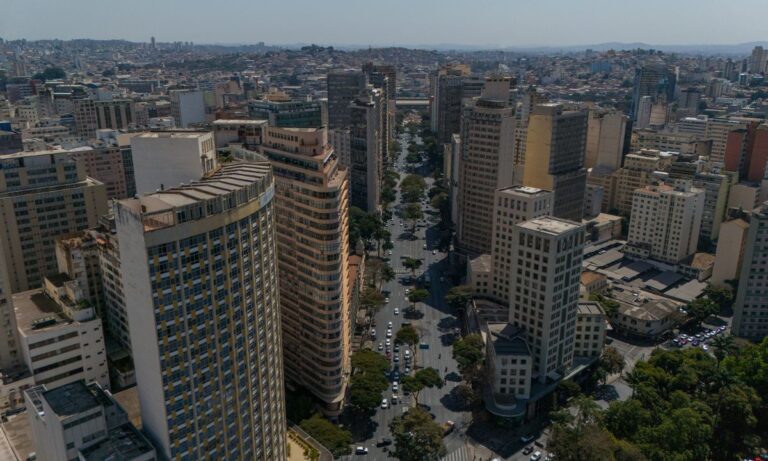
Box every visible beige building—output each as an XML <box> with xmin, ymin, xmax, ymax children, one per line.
<box><xmin>485</xmin><ymin>323</ymin><xmax>532</xmax><ymax>400</ymax></box>
<box><xmin>523</xmin><ymin>104</ymin><xmax>588</xmax><ymax>221</ymax></box>
<box><xmin>508</xmin><ymin>217</ymin><xmax>585</xmax><ymax>383</ymax></box>
<box><xmin>574</xmin><ymin>302</ymin><xmax>606</xmax><ymax>358</ymax></box>
<box><xmin>727</xmin><ymin>182</ymin><xmax>760</xmax><ymax>211</ymax></box>
<box><xmin>0</xmin><ymin>151</ymin><xmax>108</xmax><ymax>292</ymax></box>
<box><xmin>733</xmin><ymin>206</ymin><xmax>768</xmax><ymax>339</ymax></box>
<box><xmin>260</xmin><ymin>126</ymin><xmax>351</xmax><ymax>415</ymax></box>
<box><xmin>212</xmin><ymin>119</ymin><xmax>266</xmax><ymax>148</ymax></box>
<box><xmin>611</xmin><ymin>292</ymin><xmax>680</xmax><ymax>339</ymax></box>
<box><xmin>627</xmin><ymin>182</ymin><xmax>704</xmax><ymax>264</ymax></box>
<box><xmin>585</xmin><ymin>110</ymin><xmax>628</xmax><ymax>170</ymax></box>
<box><xmin>94</xmin><ymin>99</ymin><xmax>135</xmax><ymax>131</ymax></box>
<box><xmin>711</xmin><ymin>218</ymin><xmax>750</xmax><ymax>286</ymax></box>
<box><xmin>0</xmin><ymin>245</ymin><xmax>20</xmax><ymax>369</ymax></box>
<box><xmin>489</xmin><ymin>186</ymin><xmax>552</xmax><ymax>304</ymax></box>
<box><xmin>73</xmin><ymin>98</ymin><xmax>98</xmax><ymax>137</ymax></box>
<box><xmin>456</xmin><ymin>76</ymin><xmax>516</xmax><ymax>255</ymax></box>
<box><xmin>115</xmin><ymin>161</ymin><xmax>286</xmax><ymax>460</ymax></box>
<box><xmin>592</xmin><ymin>149</ymin><xmax>663</xmax><ymax>215</ymax></box>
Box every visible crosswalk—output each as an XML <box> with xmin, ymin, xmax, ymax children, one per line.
<box><xmin>441</xmin><ymin>446</ymin><xmax>470</xmax><ymax>461</ymax></box>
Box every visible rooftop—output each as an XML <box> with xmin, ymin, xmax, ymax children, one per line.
<box><xmin>578</xmin><ymin>301</ymin><xmax>605</xmax><ymax>316</ymax></box>
<box><xmin>79</xmin><ymin>423</ymin><xmax>155</xmax><ymax>461</ymax></box>
<box><xmin>498</xmin><ymin>185</ymin><xmax>551</xmax><ymax>197</ymax></box>
<box><xmin>13</xmin><ymin>290</ymin><xmax>67</xmax><ymax>334</ymax></box>
<box><xmin>487</xmin><ymin>323</ymin><xmax>531</xmax><ymax>356</ymax></box>
<box><xmin>132</xmin><ymin>130</ymin><xmax>211</xmax><ymax>140</ymax></box>
<box><xmin>43</xmin><ymin>380</ymin><xmax>100</xmax><ymax>418</ymax></box>
<box><xmin>518</xmin><ymin>216</ymin><xmax>582</xmax><ymax>235</ymax></box>
<box><xmin>213</xmin><ymin>119</ymin><xmax>267</xmax><ymax>126</ymax></box>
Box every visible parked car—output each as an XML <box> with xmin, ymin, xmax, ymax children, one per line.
<box><xmin>523</xmin><ymin>446</ymin><xmax>534</xmax><ymax>455</ymax></box>
<box><xmin>355</xmin><ymin>446</ymin><xmax>369</xmax><ymax>455</ymax></box>
<box><xmin>520</xmin><ymin>435</ymin><xmax>535</xmax><ymax>444</ymax></box>
<box><xmin>381</xmin><ymin>399</ymin><xmax>388</xmax><ymax>409</ymax></box>
<box><xmin>376</xmin><ymin>438</ymin><xmax>392</xmax><ymax>447</ymax></box>
<box><xmin>393</xmin><ymin>382</ymin><xmax>399</xmax><ymax>392</ymax></box>
<box><xmin>530</xmin><ymin>451</ymin><xmax>542</xmax><ymax>461</ymax></box>
<box><xmin>394</xmin><ymin>308</ymin><xmax>400</xmax><ymax>315</ymax></box>
<box><xmin>378</xmin><ymin>342</ymin><xmax>383</xmax><ymax>351</ymax></box>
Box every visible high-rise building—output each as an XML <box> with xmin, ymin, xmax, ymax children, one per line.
<box><xmin>711</xmin><ymin>217</ymin><xmax>750</xmax><ymax>286</ymax></box>
<box><xmin>65</xmin><ymin>143</ymin><xmax>137</xmax><ymax>200</ymax></box>
<box><xmin>707</xmin><ymin>117</ymin><xmax>750</xmax><ymax>167</ymax></box>
<box><xmin>513</xmin><ymin>86</ymin><xmax>547</xmax><ymax>181</ymax></box>
<box><xmin>14</xmin><ymin>274</ymin><xmax>109</xmax><ymax>390</ymax></box>
<box><xmin>733</xmin><ymin>205</ymin><xmax>768</xmax><ymax>339</ymax></box>
<box><xmin>249</xmin><ymin>99</ymin><xmax>323</xmax><ymax>128</ymax></box>
<box><xmin>523</xmin><ymin>104</ymin><xmax>588</xmax><ymax>221</ymax></box>
<box><xmin>169</xmin><ymin>89</ymin><xmax>206</xmax><ymax>128</ymax></box>
<box><xmin>489</xmin><ymin>186</ymin><xmax>552</xmax><ymax>305</ymax></box>
<box><xmin>508</xmin><ymin>217</ymin><xmax>585</xmax><ymax>383</ymax></box>
<box><xmin>55</xmin><ymin>232</ymin><xmax>106</xmax><ymax>316</ymax></box>
<box><xmin>73</xmin><ymin>98</ymin><xmax>98</xmax><ymax>137</ymax></box>
<box><xmin>626</xmin><ymin>181</ymin><xmax>704</xmax><ymax>264</ymax></box>
<box><xmin>430</xmin><ymin>64</ymin><xmax>483</xmax><ymax>144</ymax></box>
<box><xmin>444</xmin><ymin>134</ymin><xmax>461</xmax><ymax>228</ymax></box>
<box><xmin>631</xmin><ymin>59</ymin><xmax>676</xmax><ymax>120</ymax></box>
<box><xmin>585</xmin><ymin>110</ymin><xmax>629</xmax><ymax>170</ymax></box>
<box><xmin>348</xmin><ymin>90</ymin><xmax>384</xmax><ymax>211</ymax></box>
<box><xmin>115</xmin><ymin>161</ymin><xmax>286</xmax><ymax>460</ymax></box>
<box><xmin>456</xmin><ymin>76</ymin><xmax>516</xmax><ymax>256</ymax></box>
<box><xmin>0</xmin><ymin>151</ymin><xmax>108</xmax><ymax>292</ymax></box>
<box><xmin>259</xmin><ymin>126</ymin><xmax>350</xmax><ymax>415</ymax></box>
<box><xmin>0</xmin><ymin>246</ymin><xmax>20</xmax><ymax>369</ymax></box>
<box><xmin>362</xmin><ymin>62</ymin><xmax>396</xmax><ymax>143</ymax></box>
<box><xmin>129</xmin><ymin>130</ymin><xmax>217</xmax><ymax>195</ymax></box>
<box><xmin>724</xmin><ymin>122</ymin><xmax>768</xmax><ymax>182</ymax></box>
<box><xmin>327</xmin><ymin>70</ymin><xmax>367</xmax><ymax>130</ymax></box>
<box><xmin>748</xmin><ymin>46</ymin><xmax>767</xmax><ymax>74</ymax></box>
<box><xmin>25</xmin><ymin>380</ymin><xmax>155</xmax><ymax>461</ymax></box>
<box><xmin>94</xmin><ymin>99</ymin><xmax>135</xmax><ymax>130</ymax></box>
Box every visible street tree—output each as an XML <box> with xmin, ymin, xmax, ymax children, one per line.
<box><xmin>408</xmin><ymin>288</ymin><xmax>430</xmax><ymax>311</ymax></box>
<box><xmin>380</xmin><ymin>263</ymin><xmax>395</xmax><ymax>284</ymax></box>
<box><xmin>359</xmin><ymin>288</ymin><xmax>385</xmax><ymax>313</ymax></box>
<box><xmin>599</xmin><ymin>346</ymin><xmax>626</xmax><ymax>384</ymax></box>
<box><xmin>711</xmin><ymin>334</ymin><xmax>735</xmax><ymax>364</ymax></box>
<box><xmin>403</xmin><ymin>202</ymin><xmax>423</xmax><ymax>231</ymax></box>
<box><xmin>403</xmin><ymin>367</ymin><xmax>443</xmax><ymax>405</ymax></box>
<box><xmin>452</xmin><ymin>334</ymin><xmax>484</xmax><ymax>383</ymax></box>
<box><xmin>395</xmin><ymin>325</ymin><xmax>419</xmax><ymax>348</ymax></box>
<box><xmin>444</xmin><ymin>285</ymin><xmax>474</xmax><ymax>312</ymax></box>
<box><xmin>687</xmin><ymin>297</ymin><xmax>719</xmax><ymax>327</ymax></box>
<box><xmin>299</xmin><ymin>413</ymin><xmax>353</xmax><ymax>457</ymax></box>
<box><xmin>702</xmin><ymin>284</ymin><xmax>733</xmax><ymax>309</ymax></box>
<box><xmin>389</xmin><ymin>407</ymin><xmax>446</xmax><ymax>461</ymax></box>
<box><xmin>402</xmin><ymin>257</ymin><xmax>422</xmax><ymax>277</ymax></box>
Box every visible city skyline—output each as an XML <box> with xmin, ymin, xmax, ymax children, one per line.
<box><xmin>2</xmin><ymin>0</ymin><xmax>767</xmax><ymax>48</ymax></box>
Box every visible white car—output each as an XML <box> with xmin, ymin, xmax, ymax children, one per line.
<box><xmin>404</xmin><ymin>349</ymin><xmax>411</xmax><ymax>358</ymax></box>
<box><xmin>394</xmin><ymin>307</ymin><xmax>400</xmax><ymax>315</ymax></box>
<box><xmin>387</xmin><ymin>330</ymin><xmax>392</xmax><ymax>338</ymax></box>
<box><xmin>356</xmin><ymin>446</ymin><xmax>369</xmax><ymax>455</ymax></box>
<box><xmin>378</xmin><ymin>342</ymin><xmax>383</xmax><ymax>351</ymax></box>
<box><xmin>385</xmin><ymin>339</ymin><xmax>391</xmax><ymax>346</ymax></box>
<box><xmin>385</xmin><ymin>297</ymin><xmax>390</xmax><ymax>303</ymax></box>
<box><xmin>388</xmin><ymin>321</ymin><xmax>393</xmax><ymax>328</ymax></box>
<box><xmin>388</xmin><ymin>250</ymin><xmax>393</xmax><ymax>256</ymax></box>
<box><xmin>392</xmin><ymin>382</ymin><xmax>399</xmax><ymax>392</ymax></box>
<box><xmin>371</xmin><ymin>329</ymin><xmax>376</xmax><ymax>338</ymax></box>
<box><xmin>432</xmin><ymin>250</ymin><xmax>437</xmax><ymax>255</ymax></box>
<box><xmin>381</xmin><ymin>399</ymin><xmax>388</xmax><ymax>409</ymax></box>
<box><xmin>530</xmin><ymin>451</ymin><xmax>542</xmax><ymax>461</ymax></box>
<box><xmin>405</xmin><ymin>288</ymin><xmax>411</xmax><ymax>295</ymax></box>
<box><xmin>423</xmin><ymin>244</ymin><xmax>427</xmax><ymax>250</ymax></box>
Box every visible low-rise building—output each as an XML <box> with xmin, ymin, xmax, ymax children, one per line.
<box><xmin>610</xmin><ymin>289</ymin><xmax>681</xmax><ymax>339</ymax></box>
<box><xmin>580</xmin><ymin>271</ymin><xmax>608</xmax><ymax>296</ymax></box>
<box><xmin>574</xmin><ymin>302</ymin><xmax>607</xmax><ymax>358</ymax></box>
<box><xmin>485</xmin><ymin>323</ymin><xmax>532</xmax><ymax>400</ymax></box>
<box><xmin>467</xmin><ymin>254</ymin><xmax>492</xmax><ymax>297</ymax></box>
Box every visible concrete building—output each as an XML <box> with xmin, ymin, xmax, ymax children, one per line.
<box><xmin>25</xmin><ymin>380</ymin><xmax>154</xmax><ymax>461</ymax></box>
<box><xmin>574</xmin><ymin>302</ymin><xmax>606</xmax><ymax>359</ymax></box>
<box><xmin>733</xmin><ymin>205</ymin><xmax>768</xmax><ymax>339</ymax></box>
<box><xmin>249</xmin><ymin>99</ymin><xmax>323</xmax><ymax>128</ymax></box>
<box><xmin>65</xmin><ymin>143</ymin><xmax>136</xmax><ymax>200</ymax></box>
<box><xmin>329</xmin><ymin>128</ymin><xmax>352</xmax><ymax>170</ymax></box>
<box><xmin>55</xmin><ymin>232</ymin><xmax>105</xmax><ymax>318</ymax></box>
<box><xmin>212</xmin><ymin>119</ymin><xmax>266</xmax><ymax>148</ymax></box>
<box><xmin>585</xmin><ymin>110</ymin><xmax>629</xmax><ymax>170</ymax></box>
<box><xmin>485</xmin><ymin>323</ymin><xmax>532</xmax><ymax>400</ymax></box>
<box><xmin>430</xmin><ymin>64</ymin><xmax>484</xmax><ymax>144</ymax></box>
<box><xmin>727</xmin><ymin>182</ymin><xmax>760</xmax><ymax>211</ymax></box>
<box><xmin>489</xmin><ymin>186</ymin><xmax>552</xmax><ymax>304</ymax></box>
<box><xmin>129</xmin><ymin>130</ymin><xmax>217</xmax><ymax>195</ymax></box>
<box><xmin>706</xmin><ymin>118</ymin><xmax>749</xmax><ymax>167</ymax></box>
<box><xmin>0</xmin><ymin>151</ymin><xmax>108</xmax><ymax>292</ymax></box>
<box><xmin>513</xmin><ymin>86</ymin><xmax>547</xmax><ymax>181</ymax></box>
<box><xmin>0</xmin><ymin>246</ymin><xmax>20</xmax><ymax>369</ymax></box>
<box><xmin>748</xmin><ymin>45</ymin><xmax>767</xmax><ymax>74</ymax></box>
<box><xmin>348</xmin><ymin>90</ymin><xmax>384</xmax><ymax>211</ymax></box>
<box><xmin>169</xmin><ymin>89</ymin><xmax>205</xmax><ymax>128</ymax></box>
<box><xmin>611</xmin><ymin>294</ymin><xmax>680</xmax><ymax>339</ymax></box>
<box><xmin>14</xmin><ymin>275</ymin><xmax>109</xmax><ymax>390</ymax></box>
<box><xmin>327</xmin><ymin>70</ymin><xmax>367</xmax><ymax>129</ymax></box>
<box><xmin>632</xmin><ymin>59</ymin><xmax>676</xmax><ymax>120</ymax></box>
<box><xmin>259</xmin><ymin>127</ymin><xmax>351</xmax><ymax>415</ymax></box>
<box><xmin>508</xmin><ymin>217</ymin><xmax>585</xmax><ymax>383</ymax></box>
<box><xmin>724</xmin><ymin>122</ymin><xmax>768</xmax><ymax>182</ymax></box>
<box><xmin>711</xmin><ymin>218</ymin><xmax>750</xmax><ymax>286</ymax></box>
<box><xmin>444</xmin><ymin>134</ymin><xmax>461</xmax><ymax>228</ymax></box>
<box><xmin>95</xmin><ymin>99</ymin><xmax>135</xmax><ymax>130</ymax></box>
<box><xmin>523</xmin><ymin>104</ymin><xmax>588</xmax><ymax>221</ymax></box>
<box><xmin>456</xmin><ymin>76</ymin><xmax>516</xmax><ymax>256</ymax></box>
<box><xmin>73</xmin><ymin>98</ymin><xmax>98</xmax><ymax>137</ymax></box>
<box><xmin>115</xmin><ymin>161</ymin><xmax>286</xmax><ymax>460</ymax></box>
<box><xmin>692</xmin><ymin>171</ymin><xmax>731</xmax><ymax>242</ymax></box>
<box><xmin>626</xmin><ymin>182</ymin><xmax>704</xmax><ymax>264</ymax></box>
<box><xmin>608</xmin><ymin>149</ymin><xmax>663</xmax><ymax>215</ymax></box>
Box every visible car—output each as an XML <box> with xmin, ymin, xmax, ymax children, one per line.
<box><xmin>381</xmin><ymin>399</ymin><xmax>389</xmax><ymax>409</ymax></box>
<box><xmin>386</xmin><ymin>330</ymin><xmax>392</xmax><ymax>338</ymax></box>
<box><xmin>385</xmin><ymin>297</ymin><xmax>390</xmax><ymax>304</ymax></box>
<box><xmin>378</xmin><ymin>342</ymin><xmax>383</xmax><ymax>351</ymax></box>
<box><xmin>388</xmin><ymin>250</ymin><xmax>393</xmax><ymax>256</ymax></box>
<box><xmin>370</xmin><ymin>328</ymin><xmax>376</xmax><ymax>337</ymax></box>
<box><xmin>394</xmin><ymin>345</ymin><xmax>400</xmax><ymax>353</ymax></box>
<box><xmin>404</xmin><ymin>365</ymin><xmax>411</xmax><ymax>374</ymax></box>
<box><xmin>394</xmin><ymin>308</ymin><xmax>400</xmax><ymax>315</ymax></box>
<box><xmin>432</xmin><ymin>250</ymin><xmax>437</xmax><ymax>255</ymax></box>
<box><xmin>423</xmin><ymin>244</ymin><xmax>427</xmax><ymax>250</ymax></box>
<box><xmin>385</xmin><ymin>339</ymin><xmax>391</xmax><ymax>346</ymax></box>
<box><xmin>692</xmin><ymin>339</ymin><xmax>700</xmax><ymax>346</ymax></box>
<box><xmin>355</xmin><ymin>446</ymin><xmax>369</xmax><ymax>455</ymax></box>
<box><xmin>386</xmin><ymin>352</ymin><xmax>392</xmax><ymax>359</ymax></box>
<box><xmin>520</xmin><ymin>435</ymin><xmax>535</xmax><ymax>444</ymax></box>
<box><xmin>392</xmin><ymin>394</ymin><xmax>399</xmax><ymax>404</ymax></box>
<box><xmin>404</xmin><ymin>349</ymin><xmax>411</xmax><ymax>358</ymax></box>
<box><xmin>523</xmin><ymin>446</ymin><xmax>534</xmax><ymax>455</ymax></box>
<box><xmin>545</xmin><ymin>454</ymin><xmax>554</xmax><ymax>461</ymax></box>
<box><xmin>393</xmin><ymin>382</ymin><xmax>399</xmax><ymax>392</ymax></box>
<box><xmin>376</xmin><ymin>438</ymin><xmax>393</xmax><ymax>447</ymax></box>
<box><xmin>405</xmin><ymin>288</ymin><xmax>411</xmax><ymax>295</ymax></box>
<box><xmin>702</xmin><ymin>344</ymin><xmax>710</xmax><ymax>351</ymax></box>
<box><xmin>394</xmin><ymin>355</ymin><xmax>400</xmax><ymax>362</ymax></box>
<box><xmin>388</xmin><ymin>321</ymin><xmax>393</xmax><ymax>328</ymax></box>
<box><xmin>530</xmin><ymin>451</ymin><xmax>542</xmax><ymax>461</ymax></box>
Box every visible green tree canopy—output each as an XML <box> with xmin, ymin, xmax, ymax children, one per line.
<box><xmin>402</xmin><ymin>257</ymin><xmax>422</xmax><ymax>276</ymax></box>
<box><xmin>299</xmin><ymin>413</ymin><xmax>352</xmax><ymax>457</ymax></box>
<box><xmin>408</xmin><ymin>288</ymin><xmax>430</xmax><ymax>307</ymax></box>
<box><xmin>452</xmin><ymin>334</ymin><xmax>484</xmax><ymax>382</ymax></box>
<box><xmin>395</xmin><ymin>325</ymin><xmax>419</xmax><ymax>347</ymax></box>
<box><xmin>389</xmin><ymin>407</ymin><xmax>446</xmax><ymax>461</ymax></box>
<box><xmin>444</xmin><ymin>285</ymin><xmax>474</xmax><ymax>311</ymax></box>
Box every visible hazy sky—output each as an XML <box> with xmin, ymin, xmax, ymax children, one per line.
<box><xmin>2</xmin><ymin>0</ymin><xmax>766</xmax><ymax>47</ymax></box>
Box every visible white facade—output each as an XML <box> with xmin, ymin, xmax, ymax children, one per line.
<box><xmin>733</xmin><ymin>206</ymin><xmax>768</xmax><ymax>339</ymax></box>
<box><xmin>508</xmin><ymin>217</ymin><xmax>585</xmax><ymax>383</ymax></box>
<box><xmin>130</xmin><ymin>130</ymin><xmax>217</xmax><ymax>195</ymax></box>
<box><xmin>574</xmin><ymin>302</ymin><xmax>606</xmax><ymax>358</ymax></box>
<box><xmin>485</xmin><ymin>323</ymin><xmax>532</xmax><ymax>400</ymax></box>
<box><xmin>170</xmin><ymin>89</ymin><xmax>205</xmax><ymax>128</ymax></box>
<box><xmin>627</xmin><ymin>181</ymin><xmax>704</xmax><ymax>264</ymax></box>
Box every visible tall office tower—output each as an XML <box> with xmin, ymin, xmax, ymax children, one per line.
<box><xmin>95</xmin><ymin>99</ymin><xmax>135</xmax><ymax>130</ymax></box>
<box><xmin>14</xmin><ymin>273</ymin><xmax>110</xmax><ymax>390</ymax></box>
<box><xmin>725</xmin><ymin>122</ymin><xmax>768</xmax><ymax>182</ymax></box>
<box><xmin>444</xmin><ymin>134</ymin><xmax>461</xmax><ymax>228</ymax></box>
<box><xmin>733</xmin><ymin>205</ymin><xmax>768</xmax><ymax>339</ymax></box>
<box><xmin>362</xmin><ymin>63</ymin><xmax>396</xmax><ymax>153</ymax></box>
<box><xmin>456</xmin><ymin>76</ymin><xmax>516</xmax><ymax>256</ymax></box>
<box><xmin>523</xmin><ymin>104</ymin><xmax>588</xmax><ymax>221</ymax></box>
<box><xmin>0</xmin><ymin>152</ymin><xmax>108</xmax><ymax>292</ymax></box>
<box><xmin>249</xmin><ymin>99</ymin><xmax>323</xmax><ymax>128</ymax></box>
<box><xmin>489</xmin><ymin>186</ymin><xmax>552</xmax><ymax>305</ymax></box>
<box><xmin>707</xmin><ymin>117</ymin><xmax>749</xmax><ymax>167</ymax></box>
<box><xmin>115</xmin><ymin>161</ymin><xmax>287</xmax><ymax>460</ymax></box>
<box><xmin>327</xmin><ymin>70</ymin><xmax>368</xmax><ymax>129</ymax></box>
<box><xmin>514</xmin><ymin>86</ymin><xmax>547</xmax><ymax>179</ymax></box>
<box><xmin>508</xmin><ymin>217</ymin><xmax>585</xmax><ymax>383</ymax></box>
<box><xmin>73</xmin><ymin>98</ymin><xmax>98</xmax><ymax>137</ymax></box>
<box><xmin>260</xmin><ymin>126</ymin><xmax>350</xmax><ymax>415</ymax></box>
<box><xmin>430</xmin><ymin>64</ymin><xmax>484</xmax><ymax>144</ymax></box>
<box><xmin>631</xmin><ymin>59</ymin><xmax>676</xmax><ymax>120</ymax></box>
<box><xmin>0</xmin><ymin>247</ymin><xmax>20</xmax><ymax>369</ymax></box>
<box><xmin>348</xmin><ymin>90</ymin><xmax>383</xmax><ymax>211</ymax></box>
<box><xmin>169</xmin><ymin>89</ymin><xmax>206</xmax><ymax>128</ymax></box>
<box><xmin>584</xmin><ymin>111</ymin><xmax>629</xmax><ymax>170</ymax></box>
<box><xmin>748</xmin><ymin>46</ymin><xmax>767</xmax><ymax>74</ymax></box>
<box><xmin>25</xmin><ymin>381</ymin><xmax>156</xmax><ymax>461</ymax></box>
<box><xmin>678</xmin><ymin>87</ymin><xmax>702</xmax><ymax>115</ymax></box>
<box><xmin>635</xmin><ymin>96</ymin><xmax>653</xmax><ymax>129</ymax></box>
<box><xmin>626</xmin><ymin>181</ymin><xmax>704</xmax><ymax>264</ymax></box>
<box><xmin>130</xmin><ymin>130</ymin><xmax>217</xmax><ymax>195</ymax></box>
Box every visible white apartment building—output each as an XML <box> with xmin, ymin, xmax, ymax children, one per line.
<box><xmin>115</xmin><ymin>161</ymin><xmax>286</xmax><ymax>460</ymax></box>
<box><xmin>490</xmin><ymin>186</ymin><xmax>552</xmax><ymax>305</ymax></box>
<box><xmin>25</xmin><ymin>380</ymin><xmax>155</xmax><ymax>461</ymax></box>
<box><xmin>129</xmin><ymin>130</ymin><xmax>217</xmax><ymax>195</ymax></box>
<box><xmin>508</xmin><ymin>217</ymin><xmax>585</xmax><ymax>383</ymax></box>
<box><xmin>627</xmin><ymin>181</ymin><xmax>704</xmax><ymax>264</ymax></box>
<box><xmin>14</xmin><ymin>275</ymin><xmax>109</xmax><ymax>391</ymax></box>
<box><xmin>169</xmin><ymin>89</ymin><xmax>205</xmax><ymax>128</ymax></box>
<box><xmin>733</xmin><ymin>206</ymin><xmax>768</xmax><ymax>340</ymax></box>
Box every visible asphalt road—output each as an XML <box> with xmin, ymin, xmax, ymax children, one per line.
<box><xmin>347</xmin><ymin>133</ymin><xmax>471</xmax><ymax>459</ymax></box>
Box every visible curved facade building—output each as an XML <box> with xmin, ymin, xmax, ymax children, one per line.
<box><xmin>115</xmin><ymin>161</ymin><xmax>286</xmax><ymax>461</ymax></box>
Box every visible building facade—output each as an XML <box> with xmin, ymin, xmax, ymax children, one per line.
<box><xmin>733</xmin><ymin>206</ymin><xmax>768</xmax><ymax>340</ymax></box>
